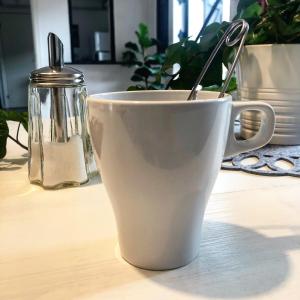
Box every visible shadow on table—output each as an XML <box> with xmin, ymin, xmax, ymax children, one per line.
<box><xmin>0</xmin><ymin>155</ymin><xmax>28</xmax><ymax>171</ymax></box>
<box><xmin>79</xmin><ymin>172</ymin><xmax>102</xmax><ymax>187</ymax></box>
<box><xmin>2</xmin><ymin>223</ymin><xmax>299</xmax><ymax>299</ymax></box>
<box><xmin>137</xmin><ymin>221</ymin><xmax>300</xmax><ymax>299</ymax></box>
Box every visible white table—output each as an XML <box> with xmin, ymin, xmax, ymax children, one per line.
<box><xmin>1</xmin><ymin>122</ymin><xmax>300</xmax><ymax>300</ymax></box>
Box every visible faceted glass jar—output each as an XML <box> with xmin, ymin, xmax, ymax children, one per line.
<box><xmin>28</xmin><ymin>84</ymin><xmax>93</xmax><ymax>188</ymax></box>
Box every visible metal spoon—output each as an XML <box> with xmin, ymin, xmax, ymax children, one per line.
<box><xmin>187</xmin><ymin>19</ymin><xmax>249</xmax><ymax>101</ymax></box>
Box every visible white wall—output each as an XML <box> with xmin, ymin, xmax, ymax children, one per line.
<box><xmin>223</xmin><ymin>0</ymin><xmax>231</xmax><ymax>21</ymax></box>
<box><xmin>30</xmin><ymin>0</ymin><xmax>156</xmax><ymax>93</ymax></box>
<box><xmin>72</xmin><ymin>64</ymin><xmax>133</xmax><ymax>94</ymax></box>
<box><xmin>230</xmin><ymin>0</ymin><xmax>238</xmax><ymax>19</ymax></box>
<box><xmin>30</xmin><ymin>0</ymin><xmax>72</xmax><ymax>67</ymax></box>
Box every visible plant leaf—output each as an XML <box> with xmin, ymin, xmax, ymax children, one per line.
<box><xmin>0</xmin><ymin>110</ymin><xmax>28</xmax><ymax>131</ymax></box>
<box><xmin>122</xmin><ymin>50</ymin><xmax>141</xmax><ymax>66</ymax></box>
<box><xmin>125</xmin><ymin>41</ymin><xmax>139</xmax><ymax>52</ymax></box>
<box><xmin>237</xmin><ymin>0</ymin><xmax>258</xmax><ymax>15</ymax></box>
<box><xmin>127</xmin><ymin>85</ymin><xmax>146</xmax><ymax>91</ymax></box>
<box><xmin>0</xmin><ymin>119</ymin><xmax>9</xmax><ymax>159</ymax></box>
<box><xmin>145</xmin><ymin>53</ymin><xmax>165</xmax><ymax>66</ymax></box>
<box><xmin>130</xmin><ymin>74</ymin><xmax>144</xmax><ymax>82</ymax></box>
<box><xmin>200</xmin><ymin>22</ymin><xmax>223</xmax><ymax>49</ymax></box>
<box><xmin>135</xmin><ymin>23</ymin><xmax>155</xmax><ymax>49</ymax></box>
<box><xmin>162</xmin><ymin>41</ymin><xmax>185</xmax><ymax>71</ymax></box>
<box><xmin>134</xmin><ymin>66</ymin><xmax>153</xmax><ymax>78</ymax></box>
<box><xmin>239</xmin><ymin>2</ymin><xmax>263</xmax><ymax>19</ymax></box>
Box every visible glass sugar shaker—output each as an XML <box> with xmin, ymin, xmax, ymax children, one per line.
<box><xmin>28</xmin><ymin>33</ymin><xmax>93</xmax><ymax>188</ymax></box>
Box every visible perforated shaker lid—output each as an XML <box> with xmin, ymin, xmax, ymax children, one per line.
<box><xmin>30</xmin><ymin>33</ymin><xmax>84</xmax><ymax>87</ymax></box>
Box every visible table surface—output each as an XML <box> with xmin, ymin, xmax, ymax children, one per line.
<box><xmin>1</xmin><ymin>122</ymin><xmax>300</xmax><ymax>300</ymax></box>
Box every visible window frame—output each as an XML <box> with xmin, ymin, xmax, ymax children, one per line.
<box><xmin>68</xmin><ymin>0</ymin><xmax>116</xmax><ymax>65</ymax></box>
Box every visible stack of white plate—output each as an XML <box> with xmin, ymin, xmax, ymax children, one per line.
<box><xmin>238</xmin><ymin>44</ymin><xmax>300</xmax><ymax>145</ymax></box>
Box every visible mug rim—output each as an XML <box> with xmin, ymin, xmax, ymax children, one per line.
<box><xmin>87</xmin><ymin>90</ymin><xmax>232</xmax><ymax>105</ymax></box>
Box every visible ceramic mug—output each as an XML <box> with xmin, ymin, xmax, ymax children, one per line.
<box><xmin>87</xmin><ymin>90</ymin><xmax>275</xmax><ymax>270</ymax></box>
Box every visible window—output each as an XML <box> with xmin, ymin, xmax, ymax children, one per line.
<box><xmin>172</xmin><ymin>0</ymin><xmax>231</xmax><ymax>43</ymax></box>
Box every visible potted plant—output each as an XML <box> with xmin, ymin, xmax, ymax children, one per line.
<box><xmin>123</xmin><ymin>22</ymin><xmax>235</xmax><ymax>93</ymax></box>
<box><xmin>234</xmin><ymin>0</ymin><xmax>300</xmax><ymax>145</ymax></box>
<box><xmin>123</xmin><ymin>1</ymin><xmax>300</xmax><ymax>145</ymax></box>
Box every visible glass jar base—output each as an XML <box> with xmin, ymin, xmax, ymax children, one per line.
<box><xmin>29</xmin><ymin>178</ymin><xmax>89</xmax><ymax>189</ymax></box>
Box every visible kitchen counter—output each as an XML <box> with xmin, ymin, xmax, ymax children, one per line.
<box><xmin>1</xmin><ymin>122</ymin><xmax>300</xmax><ymax>300</ymax></box>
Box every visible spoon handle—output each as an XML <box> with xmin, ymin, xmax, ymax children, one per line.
<box><xmin>187</xmin><ymin>19</ymin><xmax>249</xmax><ymax>101</ymax></box>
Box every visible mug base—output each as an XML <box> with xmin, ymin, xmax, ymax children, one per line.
<box><xmin>121</xmin><ymin>252</ymin><xmax>199</xmax><ymax>271</ymax></box>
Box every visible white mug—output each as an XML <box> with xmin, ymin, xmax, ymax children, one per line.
<box><xmin>87</xmin><ymin>90</ymin><xmax>275</xmax><ymax>270</ymax></box>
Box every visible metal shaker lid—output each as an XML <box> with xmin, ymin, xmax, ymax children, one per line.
<box><xmin>30</xmin><ymin>33</ymin><xmax>84</xmax><ymax>87</ymax></box>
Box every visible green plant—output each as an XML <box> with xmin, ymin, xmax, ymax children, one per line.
<box><xmin>122</xmin><ymin>23</ymin><xmax>165</xmax><ymax>90</ymax></box>
<box><xmin>163</xmin><ymin>0</ymin><xmax>300</xmax><ymax>90</ymax></box>
<box><xmin>124</xmin><ymin>0</ymin><xmax>300</xmax><ymax>91</ymax></box>
<box><xmin>161</xmin><ymin>22</ymin><xmax>229</xmax><ymax>90</ymax></box>
<box><xmin>237</xmin><ymin>0</ymin><xmax>300</xmax><ymax>44</ymax></box>
<box><xmin>0</xmin><ymin>110</ymin><xmax>28</xmax><ymax>159</ymax></box>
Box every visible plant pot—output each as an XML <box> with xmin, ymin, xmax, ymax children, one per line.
<box><xmin>237</xmin><ymin>44</ymin><xmax>300</xmax><ymax>145</ymax></box>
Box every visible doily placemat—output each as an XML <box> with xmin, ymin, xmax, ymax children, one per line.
<box><xmin>222</xmin><ymin>145</ymin><xmax>300</xmax><ymax>177</ymax></box>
